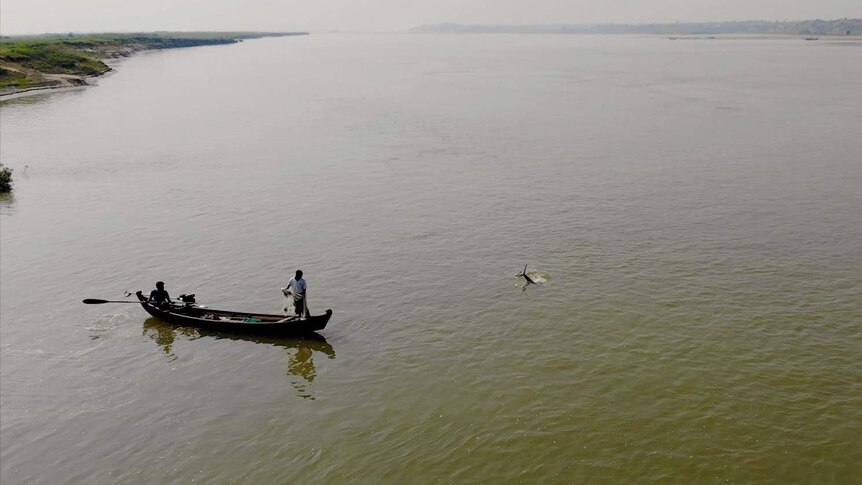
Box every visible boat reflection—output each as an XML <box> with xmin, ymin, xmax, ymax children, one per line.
<box><xmin>142</xmin><ymin>318</ymin><xmax>335</xmax><ymax>399</ymax></box>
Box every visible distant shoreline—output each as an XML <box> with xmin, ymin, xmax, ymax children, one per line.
<box><xmin>0</xmin><ymin>32</ymin><xmax>307</xmax><ymax>100</ymax></box>
<box><xmin>409</xmin><ymin>18</ymin><xmax>862</xmax><ymax>36</ymax></box>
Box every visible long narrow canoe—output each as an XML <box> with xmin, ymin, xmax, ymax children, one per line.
<box><xmin>135</xmin><ymin>291</ymin><xmax>332</xmax><ymax>336</ymax></box>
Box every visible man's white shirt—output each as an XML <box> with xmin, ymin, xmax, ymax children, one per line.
<box><xmin>287</xmin><ymin>277</ymin><xmax>306</xmax><ymax>296</ymax></box>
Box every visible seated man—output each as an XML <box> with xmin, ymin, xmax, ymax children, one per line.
<box><xmin>149</xmin><ymin>281</ymin><xmax>171</xmax><ymax>308</ymax></box>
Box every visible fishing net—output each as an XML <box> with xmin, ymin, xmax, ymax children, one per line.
<box><xmin>281</xmin><ymin>288</ymin><xmax>310</xmax><ymax>318</ymax></box>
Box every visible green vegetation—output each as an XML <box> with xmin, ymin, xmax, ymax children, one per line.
<box><xmin>1</xmin><ymin>32</ymin><xmax>306</xmax><ymax>94</ymax></box>
<box><xmin>0</xmin><ymin>41</ymin><xmax>107</xmax><ymax>91</ymax></box>
<box><xmin>0</xmin><ymin>41</ymin><xmax>109</xmax><ymax>76</ymax></box>
<box><xmin>0</xmin><ymin>67</ymin><xmax>30</xmax><ymax>88</ymax></box>
<box><xmin>0</xmin><ymin>164</ymin><xmax>12</xmax><ymax>193</ymax></box>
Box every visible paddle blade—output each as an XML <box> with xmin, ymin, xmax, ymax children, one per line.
<box><xmin>82</xmin><ymin>299</ymin><xmax>109</xmax><ymax>304</ymax></box>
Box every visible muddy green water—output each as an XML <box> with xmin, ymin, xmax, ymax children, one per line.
<box><xmin>1</xmin><ymin>34</ymin><xmax>861</xmax><ymax>484</ymax></box>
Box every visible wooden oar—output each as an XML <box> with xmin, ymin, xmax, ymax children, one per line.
<box><xmin>83</xmin><ymin>299</ymin><xmax>145</xmax><ymax>304</ymax></box>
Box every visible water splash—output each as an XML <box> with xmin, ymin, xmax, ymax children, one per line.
<box><xmin>524</xmin><ymin>271</ymin><xmax>548</xmax><ymax>284</ymax></box>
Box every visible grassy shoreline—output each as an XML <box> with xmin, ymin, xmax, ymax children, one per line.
<box><xmin>0</xmin><ymin>32</ymin><xmax>306</xmax><ymax>97</ymax></box>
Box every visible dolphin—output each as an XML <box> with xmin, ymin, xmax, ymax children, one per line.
<box><xmin>516</xmin><ymin>264</ymin><xmax>535</xmax><ymax>288</ymax></box>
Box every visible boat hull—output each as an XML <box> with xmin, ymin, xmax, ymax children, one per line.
<box><xmin>136</xmin><ymin>293</ymin><xmax>332</xmax><ymax>336</ymax></box>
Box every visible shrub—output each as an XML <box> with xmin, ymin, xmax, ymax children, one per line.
<box><xmin>0</xmin><ymin>66</ymin><xmax>29</xmax><ymax>88</ymax></box>
<box><xmin>0</xmin><ymin>164</ymin><xmax>13</xmax><ymax>193</ymax></box>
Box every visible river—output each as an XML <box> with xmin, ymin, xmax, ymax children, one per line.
<box><xmin>1</xmin><ymin>34</ymin><xmax>860</xmax><ymax>483</ymax></box>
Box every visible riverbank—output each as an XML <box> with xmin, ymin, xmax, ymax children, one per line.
<box><xmin>0</xmin><ymin>32</ymin><xmax>306</xmax><ymax>98</ymax></box>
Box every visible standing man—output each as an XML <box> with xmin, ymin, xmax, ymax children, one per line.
<box><xmin>283</xmin><ymin>270</ymin><xmax>308</xmax><ymax>318</ymax></box>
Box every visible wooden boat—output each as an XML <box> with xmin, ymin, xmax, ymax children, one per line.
<box><xmin>134</xmin><ymin>291</ymin><xmax>332</xmax><ymax>336</ymax></box>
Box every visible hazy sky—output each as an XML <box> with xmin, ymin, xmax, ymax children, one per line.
<box><xmin>2</xmin><ymin>0</ymin><xmax>860</xmax><ymax>35</ymax></box>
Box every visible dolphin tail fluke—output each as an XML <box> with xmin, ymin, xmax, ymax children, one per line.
<box><xmin>518</xmin><ymin>264</ymin><xmax>535</xmax><ymax>285</ymax></box>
